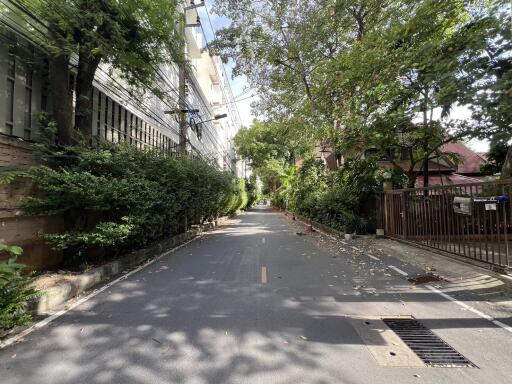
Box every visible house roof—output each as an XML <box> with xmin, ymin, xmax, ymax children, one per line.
<box><xmin>377</xmin><ymin>159</ymin><xmax>454</xmax><ymax>173</ymax></box>
<box><xmin>415</xmin><ymin>173</ymin><xmax>487</xmax><ymax>188</ymax></box>
<box><xmin>440</xmin><ymin>142</ymin><xmax>487</xmax><ymax>174</ymax></box>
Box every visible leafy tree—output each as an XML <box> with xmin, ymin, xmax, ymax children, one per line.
<box><xmin>211</xmin><ymin>0</ymin><xmax>386</xmax><ymax>125</ymax></box>
<box><xmin>481</xmin><ymin>137</ymin><xmax>510</xmax><ymax>175</ymax></box>
<box><xmin>456</xmin><ymin>1</ymin><xmax>512</xmax><ymax>177</ymax></box>
<box><xmin>234</xmin><ymin>119</ymin><xmax>311</xmax><ymax>190</ymax></box>
<box><xmin>14</xmin><ymin>0</ymin><xmax>183</xmax><ymax>143</ymax></box>
<box><xmin>318</xmin><ymin>0</ymin><xmax>496</xmax><ymax>187</ymax></box>
<box><xmin>216</xmin><ymin>0</ymin><xmax>511</xmax><ymax>188</ymax></box>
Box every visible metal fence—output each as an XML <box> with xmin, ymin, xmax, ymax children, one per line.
<box><xmin>377</xmin><ymin>179</ymin><xmax>512</xmax><ymax>270</ymax></box>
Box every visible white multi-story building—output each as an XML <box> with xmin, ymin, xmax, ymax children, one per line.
<box><xmin>0</xmin><ymin>1</ymin><xmax>242</xmax><ymax>174</ymax></box>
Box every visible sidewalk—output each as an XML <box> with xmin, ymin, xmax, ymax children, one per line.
<box><xmin>284</xmin><ymin>209</ymin><xmax>512</xmax><ymax>313</ymax></box>
<box><xmin>360</xmin><ymin>237</ymin><xmax>512</xmax><ymax>312</ymax></box>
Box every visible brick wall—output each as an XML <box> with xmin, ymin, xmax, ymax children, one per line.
<box><xmin>0</xmin><ymin>135</ymin><xmax>63</xmax><ymax>270</ymax></box>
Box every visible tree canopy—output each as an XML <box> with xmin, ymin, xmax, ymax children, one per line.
<box><xmin>215</xmin><ymin>0</ymin><xmax>512</xmax><ymax>186</ymax></box>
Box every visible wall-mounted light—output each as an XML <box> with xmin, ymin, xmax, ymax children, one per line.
<box><xmin>199</xmin><ymin>113</ymin><xmax>228</xmax><ymax>124</ymax></box>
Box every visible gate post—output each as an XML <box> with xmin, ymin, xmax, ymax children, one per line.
<box><xmin>376</xmin><ymin>193</ymin><xmax>385</xmax><ymax>237</ymax></box>
<box><xmin>401</xmin><ymin>191</ymin><xmax>408</xmax><ymax>239</ymax></box>
<box><xmin>377</xmin><ymin>179</ymin><xmax>393</xmax><ymax>237</ymax></box>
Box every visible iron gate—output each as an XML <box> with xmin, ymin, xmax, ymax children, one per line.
<box><xmin>377</xmin><ymin>179</ymin><xmax>512</xmax><ymax>270</ymax></box>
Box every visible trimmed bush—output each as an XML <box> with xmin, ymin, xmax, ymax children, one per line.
<box><xmin>274</xmin><ymin>158</ymin><xmax>382</xmax><ymax>234</ymax></box>
<box><xmin>0</xmin><ymin>245</ymin><xmax>39</xmax><ymax>330</ymax></box>
<box><xmin>15</xmin><ymin>141</ymin><xmax>243</xmax><ymax>265</ymax></box>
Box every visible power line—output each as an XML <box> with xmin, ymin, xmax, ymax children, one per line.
<box><xmin>2</xmin><ymin>0</ymin><xmax>234</xmax><ymax>170</ymax></box>
<box><xmin>203</xmin><ymin>4</ymin><xmax>243</xmax><ymax>125</ymax></box>
<box><xmin>218</xmin><ymin>93</ymin><xmax>258</xmax><ymax>106</ymax></box>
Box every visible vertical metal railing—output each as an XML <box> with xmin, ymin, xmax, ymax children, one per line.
<box><xmin>379</xmin><ymin>180</ymin><xmax>512</xmax><ymax>270</ymax></box>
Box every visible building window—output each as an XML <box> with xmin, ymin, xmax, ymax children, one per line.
<box><xmin>134</xmin><ymin>116</ymin><xmax>138</xmax><ymax>147</ymax></box>
<box><xmin>111</xmin><ymin>99</ymin><xmax>116</xmax><ymax>142</ymax></box>
<box><xmin>140</xmin><ymin>119</ymin><xmax>144</xmax><ymax>146</ymax></box>
<box><xmin>41</xmin><ymin>80</ymin><xmax>48</xmax><ymax>112</ymax></box>
<box><xmin>117</xmin><ymin>104</ymin><xmax>122</xmax><ymax>142</ymax></box>
<box><xmin>4</xmin><ymin>45</ymin><xmax>16</xmax><ymax>135</ymax></box>
<box><xmin>104</xmin><ymin>96</ymin><xmax>109</xmax><ymax>140</ymax></box>
<box><xmin>129</xmin><ymin>114</ymin><xmax>134</xmax><ymax>144</ymax></box>
<box><xmin>24</xmin><ymin>66</ymin><xmax>33</xmax><ymax>140</ymax></box>
<box><xmin>97</xmin><ymin>91</ymin><xmax>102</xmax><ymax>138</ymax></box>
<box><xmin>124</xmin><ymin>109</ymin><xmax>128</xmax><ymax>142</ymax></box>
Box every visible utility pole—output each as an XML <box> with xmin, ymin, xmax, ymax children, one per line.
<box><xmin>179</xmin><ymin>1</ymin><xmax>204</xmax><ymax>153</ymax></box>
<box><xmin>178</xmin><ymin>9</ymin><xmax>187</xmax><ymax>153</ymax></box>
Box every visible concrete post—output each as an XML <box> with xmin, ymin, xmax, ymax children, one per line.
<box><xmin>377</xmin><ymin>180</ymin><xmax>392</xmax><ymax>237</ymax></box>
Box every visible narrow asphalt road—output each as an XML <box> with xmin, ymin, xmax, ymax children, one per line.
<box><xmin>1</xmin><ymin>207</ymin><xmax>511</xmax><ymax>384</ymax></box>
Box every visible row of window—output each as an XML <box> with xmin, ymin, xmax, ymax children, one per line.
<box><xmin>94</xmin><ymin>90</ymin><xmax>178</xmax><ymax>154</ymax></box>
<box><xmin>3</xmin><ymin>39</ymin><xmax>34</xmax><ymax>140</ymax></box>
<box><xmin>1</xmin><ymin>34</ymin><xmax>203</xmax><ymax>159</ymax></box>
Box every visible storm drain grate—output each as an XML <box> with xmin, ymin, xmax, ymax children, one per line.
<box><xmin>407</xmin><ymin>274</ymin><xmax>442</xmax><ymax>284</ymax></box>
<box><xmin>383</xmin><ymin>318</ymin><xmax>476</xmax><ymax>368</ymax></box>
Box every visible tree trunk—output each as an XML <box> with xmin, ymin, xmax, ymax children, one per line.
<box><xmin>75</xmin><ymin>50</ymin><xmax>101</xmax><ymax>144</ymax></box>
<box><xmin>406</xmin><ymin>173</ymin><xmax>416</xmax><ymax>188</ymax></box>
<box><xmin>48</xmin><ymin>54</ymin><xmax>73</xmax><ymax>144</ymax></box>
<box><xmin>501</xmin><ymin>145</ymin><xmax>512</xmax><ymax>179</ymax></box>
<box><xmin>422</xmin><ymin>157</ymin><xmax>429</xmax><ymax>187</ymax></box>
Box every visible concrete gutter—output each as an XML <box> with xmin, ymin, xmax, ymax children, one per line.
<box><xmin>280</xmin><ymin>209</ymin><xmax>373</xmax><ymax>240</ymax></box>
<box><xmin>31</xmin><ymin>219</ymin><xmax>224</xmax><ymax>315</ymax></box>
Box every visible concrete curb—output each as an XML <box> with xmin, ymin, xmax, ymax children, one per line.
<box><xmin>280</xmin><ymin>209</ymin><xmax>356</xmax><ymax>239</ymax></box>
<box><xmin>31</xmin><ymin>219</ymin><xmax>226</xmax><ymax>315</ymax></box>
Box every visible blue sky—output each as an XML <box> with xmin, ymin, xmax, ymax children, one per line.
<box><xmin>197</xmin><ymin>1</ymin><xmax>258</xmax><ymax>128</ymax></box>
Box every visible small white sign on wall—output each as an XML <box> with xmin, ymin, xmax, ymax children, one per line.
<box><xmin>485</xmin><ymin>203</ymin><xmax>497</xmax><ymax>211</ymax></box>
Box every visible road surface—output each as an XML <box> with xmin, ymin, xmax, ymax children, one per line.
<box><xmin>1</xmin><ymin>207</ymin><xmax>511</xmax><ymax>383</ymax></box>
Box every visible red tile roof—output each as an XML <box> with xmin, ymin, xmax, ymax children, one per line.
<box><xmin>440</xmin><ymin>142</ymin><xmax>487</xmax><ymax>174</ymax></box>
<box><xmin>416</xmin><ymin>174</ymin><xmax>487</xmax><ymax>188</ymax></box>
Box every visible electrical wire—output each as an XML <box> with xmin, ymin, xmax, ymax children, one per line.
<box><xmin>203</xmin><ymin>4</ymin><xmax>243</xmax><ymax>125</ymax></box>
<box><xmin>1</xmin><ymin>0</ymin><xmax>235</xmax><ymax>170</ymax></box>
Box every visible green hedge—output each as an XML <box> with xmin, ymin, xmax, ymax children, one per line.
<box><xmin>17</xmin><ymin>141</ymin><xmax>246</xmax><ymax>265</ymax></box>
<box><xmin>272</xmin><ymin>158</ymin><xmax>385</xmax><ymax>234</ymax></box>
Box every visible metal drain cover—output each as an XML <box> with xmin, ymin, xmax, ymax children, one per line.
<box><xmin>383</xmin><ymin>318</ymin><xmax>476</xmax><ymax>368</ymax></box>
<box><xmin>408</xmin><ymin>274</ymin><xmax>442</xmax><ymax>284</ymax></box>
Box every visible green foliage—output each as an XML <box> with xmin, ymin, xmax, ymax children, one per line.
<box><xmin>216</xmin><ymin>0</ymin><xmax>512</xmax><ymax>186</ymax></box>
<box><xmin>274</xmin><ymin>158</ymin><xmax>381</xmax><ymax>234</ymax></box>
<box><xmin>16</xmin><ymin>142</ymin><xmax>240</xmax><ymax>262</ymax></box>
<box><xmin>21</xmin><ymin>0</ymin><xmax>183</xmax><ymax>97</ymax></box>
<box><xmin>234</xmin><ymin>120</ymin><xmax>311</xmax><ymax>193</ymax></box>
<box><xmin>225</xmin><ymin>178</ymin><xmax>251</xmax><ymax>215</ymax></box>
<box><xmin>0</xmin><ymin>245</ymin><xmax>39</xmax><ymax>330</ymax></box>
<box><xmin>481</xmin><ymin>139</ymin><xmax>509</xmax><ymax>176</ymax></box>
<box><xmin>245</xmin><ymin>175</ymin><xmax>259</xmax><ymax>208</ymax></box>
<box><xmin>8</xmin><ymin>1</ymin><xmax>184</xmax><ymax>140</ymax></box>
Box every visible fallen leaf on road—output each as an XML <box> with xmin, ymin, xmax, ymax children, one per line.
<box><xmin>11</xmin><ymin>354</ymin><xmax>16</xmax><ymax>359</ymax></box>
<box><xmin>300</xmin><ymin>336</ymin><xmax>308</xmax><ymax>340</ymax></box>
